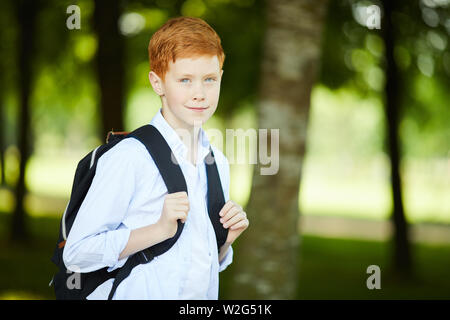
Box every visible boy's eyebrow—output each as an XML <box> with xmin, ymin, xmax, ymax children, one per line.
<box><xmin>203</xmin><ymin>72</ymin><xmax>219</xmax><ymax>78</ymax></box>
<box><xmin>178</xmin><ymin>72</ymin><xmax>219</xmax><ymax>78</ymax></box>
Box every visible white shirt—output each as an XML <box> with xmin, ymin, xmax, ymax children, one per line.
<box><xmin>63</xmin><ymin>108</ymin><xmax>233</xmax><ymax>300</ymax></box>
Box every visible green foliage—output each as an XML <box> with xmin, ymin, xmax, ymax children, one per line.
<box><xmin>319</xmin><ymin>0</ymin><xmax>449</xmax><ymax>158</ymax></box>
<box><xmin>3</xmin><ymin>0</ymin><xmax>446</xmax><ymax>156</ymax></box>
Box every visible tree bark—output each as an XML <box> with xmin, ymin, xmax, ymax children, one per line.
<box><xmin>228</xmin><ymin>0</ymin><xmax>328</xmax><ymax>299</ymax></box>
<box><xmin>381</xmin><ymin>0</ymin><xmax>412</xmax><ymax>276</ymax></box>
<box><xmin>93</xmin><ymin>0</ymin><xmax>126</xmax><ymax>136</ymax></box>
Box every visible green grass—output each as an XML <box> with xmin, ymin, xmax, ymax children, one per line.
<box><xmin>0</xmin><ymin>214</ymin><xmax>59</xmax><ymax>299</ymax></box>
<box><xmin>1</xmin><ymin>212</ymin><xmax>449</xmax><ymax>300</ymax></box>
<box><xmin>296</xmin><ymin>235</ymin><xmax>450</xmax><ymax>299</ymax></box>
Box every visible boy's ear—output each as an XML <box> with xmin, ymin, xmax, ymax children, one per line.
<box><xmin>149</xmin><ymin>71</ymin><xmax>164</xmax><ymax>96</ymax></box>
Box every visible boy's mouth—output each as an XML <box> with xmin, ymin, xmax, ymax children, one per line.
<box><xmin>185</xmin><ymin>106</ymin><xmax>209</xmax><ymax>112</ymax></box>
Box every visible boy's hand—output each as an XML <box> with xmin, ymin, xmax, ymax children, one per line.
<box><xmin>219</xmin><ymin>200</ymin><xmax>249</xmax><ymax>244</ymax></box>
<box><xmin>157</xmin><ymin>191</ymin><xmax>190</xmax><ymax>239</ymax></box>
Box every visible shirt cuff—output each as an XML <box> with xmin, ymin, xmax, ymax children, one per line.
<box><xmin>102</xmin><ymin>227</ymin><xmax>131</xmax><ymax>272</ymax></box>
<box><xmin>219</xmin><ymin>245</ymin><xmax>233</xmax><ymax>272</ymax></box>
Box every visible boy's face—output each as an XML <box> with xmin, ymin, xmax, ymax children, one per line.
<box><xmin>149</xmin><ymin>55</ymin><xmax>223</xmax><ymax>130</ymax></box>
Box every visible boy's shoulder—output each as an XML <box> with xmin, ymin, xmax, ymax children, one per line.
<box><xmin>99</xmin><ymin>136</ymin><xmax>152</xmax><ymax>168</ymax></box>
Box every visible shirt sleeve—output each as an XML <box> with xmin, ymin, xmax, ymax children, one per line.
<box><xmin>219</xmin><ymin>245</ymin><xmax>233</xmax><ymax>272</ymax></box>
<box><xmin>63</xmin><ymin>139</ymin><xmax>142</xmax><ymax>273</ymax></box>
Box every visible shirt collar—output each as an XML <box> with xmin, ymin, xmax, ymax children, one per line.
<box><xmin>150</xmin><ymin>108</ymin><xmax>212</xmax><ymax>165</ymax></box>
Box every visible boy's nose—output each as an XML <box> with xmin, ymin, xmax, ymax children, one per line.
<box><xmin>192</xmin><ymin>94</ymin><xmax>205</xmax><ymax>102</ymax></box>
<box><xmin>192</xmin><ymin>83</ymin><xmax>206</xmax><ymax>102</ymax></box>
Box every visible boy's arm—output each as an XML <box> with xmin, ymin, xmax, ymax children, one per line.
<box><xmin>119</xmin><ymin>191</ymin><xmax>190</xmax><ymax>260</ymax></box>
<box><xmin>118</xmin><ymin>223</ymin><xmax>168</xmax><ymax>260</ymax></box>
<box><xmin>219</xmin><ymin>242</ymin><xmax>231</xmax><ymax>263</ymax></box>
<box><xmin>218</xmin><ymin>242</ymin><xmax>233</xmax><ymax>272</ymax></box>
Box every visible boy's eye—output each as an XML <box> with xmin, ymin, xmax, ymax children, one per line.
<box><xmin>205</xmin><ymin>77</ymin><xmax>217</xmax><ymax>82</ymax></box>
<box><xmin>179</xmin><ymin>78</ymin><xmax>190</xmax><ymax>83</ymax></box>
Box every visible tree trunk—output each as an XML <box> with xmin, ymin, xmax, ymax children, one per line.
<box><xmin>93</xmin><ymin>0</ymin><xmax>126</xmax><ymax>136</ymax></box>
<box><xmin>228</xmin><ymin>0</ymin><xmax>328</xmax><ymax>299</ymax></box>
<box><xmin>381</xmin><ymin>0</ymin><xmax>412</xmax><ymax>276</ymax></box>
<box><xmin>11</xmin><ymin>0</ymin><xmax>38</xmax><ymax>242</ymax></box>
<box><xmin>0</xmin><ymin>90</ymin><xmax>5</xmax><ymax>186</ymax></box>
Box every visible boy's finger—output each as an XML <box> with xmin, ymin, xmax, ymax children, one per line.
<box><xmin>174</xmin><ymin>211</ymin><xmax>188</xmax><ymax>223</ymax></box>
<box><xmin>219</xmin><ymin>200</ymin><xmax>235</xmax><ymax>217</ymax></box>
<box><xmin>229</xmin><ymin>219</ymin><xmax>249</xmax><ymax>230</ymax></box>
<box><xmin>174</xmin><ymin>205</ymin><xmax>189</xmax><ymax>213</ymax></box>
<box><xmin>170</xmin><ymin>197</ymin><xmax>189</xmax><ymax>207</ymax></box>
<box><xmin>171</xmin><ymin>191</ymin><xmax>188</xmax><ymax>198</ymax></box>
<box><xmin>220</xmin><ymin>206</ymin><xmax>240</xmax><ymax>224</ymax></box>
<box><xmin>178</xmin><ymin>196</ymin><xmax>190</xmax><ymax>204</ymax></box>
<box><xmin>222</xmin><ymin>211</ymin><xmax>245</xmax><ymax>228</ymax></box>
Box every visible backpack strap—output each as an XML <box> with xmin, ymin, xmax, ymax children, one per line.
<box><xmin>205</xmin><ymin>149</ymin><xmax>228</xmax><ymax>250</ymax></box>
<box><xmin>130</xmin><ymin>124</ymin><xmax>188</xmax><ymax>252</ymax></box>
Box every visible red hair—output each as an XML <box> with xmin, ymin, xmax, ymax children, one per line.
<box><xmin>148</xmin><ymin>16</ymin><xmax>225</xmax><ymax>80</ymax></box>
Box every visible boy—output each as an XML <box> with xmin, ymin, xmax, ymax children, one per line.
<box><xmin>63</xmin><ymin>16</ymin><xmax>249</xmax><ymax>299</ymax></box>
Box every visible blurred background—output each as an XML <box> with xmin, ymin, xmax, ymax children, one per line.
<box><xmin>0</xmin><ymin>0</ymin><xmax>449</xmax><ymax>299</ymax></box>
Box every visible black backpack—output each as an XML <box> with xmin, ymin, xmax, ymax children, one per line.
<box><xmin>50</xmin><ymin>124</ymin><xmax>228</xmax><ymax>300</ymax></box>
